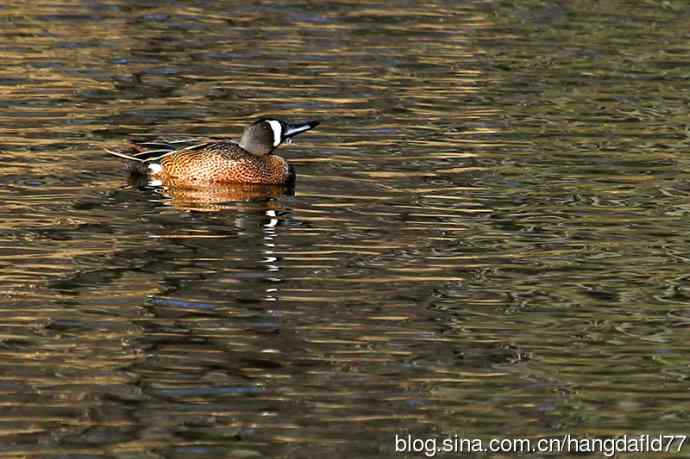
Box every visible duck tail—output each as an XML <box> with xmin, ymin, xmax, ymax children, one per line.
<box><xmin>125</xmin><ymin>160</ymin><xmax>151</xmax><ymax>177</ymax></box>
<box><xmin>105</xmin><ymin>147</ymin><xmax>160</xmax><ymax>182</ymax></box>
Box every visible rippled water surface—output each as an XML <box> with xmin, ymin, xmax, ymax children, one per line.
<box><xmin>2</xmin><ymin>1</ymin><xmax>690</xmax><ymax>458</ymax></box>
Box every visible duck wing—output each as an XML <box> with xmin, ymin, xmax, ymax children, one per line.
<box><xmin>106</xmin><ymin>137</ymin><xmax>235</xmax><ymax>163</ymax></box>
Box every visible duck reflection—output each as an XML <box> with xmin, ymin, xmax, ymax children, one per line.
<box><xmin>138</xmin><ymin>177</ymin><xmax>292</xmax><ymax>307</ymax></box>
<box><xmin>144</xmin><ymin>194</ymin><xmax>289</xmax><ymax>313</ymax></box>
<box><xmin>52</xmin><ymin>169</ymin><xmax>294</xmax><ymax>313</ymax></box>
<box><xmin>128</xmin><ymin>172</ymin><xmax>294</xmax><ymax>212</ymax></box>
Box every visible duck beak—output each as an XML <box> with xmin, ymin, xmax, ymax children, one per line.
<box><xmin>284</xmin><ymin>120</ymin><xmax>320</xmax><ymax>138</ymax></box>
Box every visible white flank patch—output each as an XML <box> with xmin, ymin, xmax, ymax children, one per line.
<box><xmin>267</xmin><ymin>120</ymin><xmax>283</xmax><ymax>147</ymax></box>
<box><xmin>148</xmin><ymin>163</ymin><xmax>163</xmax><ymax>174</ymax></box>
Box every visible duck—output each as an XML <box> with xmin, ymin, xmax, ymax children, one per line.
<box><xmin>106</xmin><ymin>118</ymin><xmax>319</xmax><ymax>186</ymax></box>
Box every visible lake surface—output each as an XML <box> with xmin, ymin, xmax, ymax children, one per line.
<box><xmin>1</xmin><ymin>1</ymin><xmax>690</xmax><ymax>458</ymax></box>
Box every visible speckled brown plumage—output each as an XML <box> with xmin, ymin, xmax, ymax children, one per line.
<box><xmin>156</xmin><ymin>142</ymin><xmax>291</xmax><ymax>185</ymax></box>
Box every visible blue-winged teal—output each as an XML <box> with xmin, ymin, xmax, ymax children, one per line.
<box><xmin>106</xmin><ymin>119</ymin><xmax>319</xmax><ymax>185</ymax></box>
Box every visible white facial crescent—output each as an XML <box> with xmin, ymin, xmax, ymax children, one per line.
<box><xmin>267</xmin><ymin>120</ymin><xmax>283</xmax><ymax>147</ymax></box>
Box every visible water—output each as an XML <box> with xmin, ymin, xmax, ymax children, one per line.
<box><xmin>1</xmin><ymin>0</ymin><xmax>690</xmax><ymax>457</ymax></box>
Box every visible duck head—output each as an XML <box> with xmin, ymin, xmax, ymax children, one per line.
<box><xmin>239</xmin><ymin>118</ymin><xmax>320</xmax><ymax>156</ymax></box>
